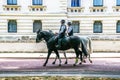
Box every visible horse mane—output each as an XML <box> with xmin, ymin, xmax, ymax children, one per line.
<box><xmin>40</xmin><ymin>30</ymin><xmax>54</xmax><ymax>37</ymax></box>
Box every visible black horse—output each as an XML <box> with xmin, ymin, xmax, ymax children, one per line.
<box><xmin>53</xmin><ymin>36</ymin><xmax>93</xmax><ymax>65</ymax></box>
<box><xmin>36</xmin><ymin>30</ymin><xmax>88</xmax><ymax>66</ymax></box>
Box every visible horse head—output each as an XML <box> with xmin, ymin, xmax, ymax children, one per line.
<box><xmin>36</xmin><ymin>30</ymin><xmax>54</xmax><ymax>43</ymax></box>
<box><xmin>36</xmin><ymin>30</ymin><xmax>44</xmax><ymax>43</ymax></box>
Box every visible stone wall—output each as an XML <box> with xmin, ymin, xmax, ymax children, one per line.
<box><xmin>93</xmin><ymin>40</ymin><xmax>120</xmax><ymax>52</ymax></box>
<box><xmin>0</xmin><ymin>35</ymin><xmax>120</xmax><ymax>53</ymax></box>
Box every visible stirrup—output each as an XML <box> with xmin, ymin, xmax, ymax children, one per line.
<box><xmin>56</xmin><ymin>45</ymin><xmax>61</xmax><ymax>49</ymax></box>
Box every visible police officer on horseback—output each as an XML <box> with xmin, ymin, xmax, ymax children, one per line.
<box><xmin>55</xmin><ymin>19</ymin><xmax>67</xmax><ymax>49</ymax></box>
<box><xmin>67</xmin><ymin>22</ymin><xmax>73</xmax><ymax>36</ymax></box>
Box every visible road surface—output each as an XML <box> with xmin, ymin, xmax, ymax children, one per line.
<box><xmin>0</xmin><ymin>58</ymin><xmax>120</xmax><ymax>78</ymax></box>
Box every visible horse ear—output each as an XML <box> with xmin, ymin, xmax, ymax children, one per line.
<box><xmin>49</xmin><ymin>30</ymin><xmax>52</xmax><ymax>33</ymax></box>
<box><xmin>36</xmin><ymin>29</ymin><xmax>41</xmax><ymax>34</ymax></box>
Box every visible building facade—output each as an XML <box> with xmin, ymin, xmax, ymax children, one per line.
<box><xmin>0</xmin><ymin>0</ymin><xmax>67</xmax><ymax>39</ymax></box>
<box><xmin>1</xmin><ymin>0</ymin><xmax>120</xmax><ymax>52</ymax></box>
<box><xmin>0</xmin><ymin>0</ymin><xmax>120</xmax><ymax>40</ymax></box>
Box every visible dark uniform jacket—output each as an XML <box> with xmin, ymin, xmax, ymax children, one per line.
<box><xmin>58</xmin><ymin>25</ymin><xmax>67</xmax><ymax>38</ymax></box>
<box><xmin>68</xmin><ymin>26</ymin><xmax>73</xmax><ymax>36</ymax></box>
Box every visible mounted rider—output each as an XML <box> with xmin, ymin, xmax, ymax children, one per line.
<box><xmin>67</xmin><ymin>22</ymin><xmax>73</xmax><ymax>36</ymax></box>
<box><xmin>55</xmin><ymin>19</ymin><xmax>67</xmax><ymax>49</ymax></box>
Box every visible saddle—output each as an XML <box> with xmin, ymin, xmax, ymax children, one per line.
<box><xmin>57</xmin><ymin>36</ymin><xmax>70</xmax><ymax>47</ymax></box>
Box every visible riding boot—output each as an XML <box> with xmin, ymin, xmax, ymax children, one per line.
<box><xmin>56</xmin><ymin>39</ymin><xmax>61</xmax><ymax>49</ymax></box>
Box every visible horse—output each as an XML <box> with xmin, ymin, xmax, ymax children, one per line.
<box><xmin>52</xmin><ymin>36</ymin><xmax>93</xmax><ymax>65</ymax></box>
<box><xmin>36</xmin><ymin>30</ymin><xmax>88</xmax><ymax>66</ymax></box>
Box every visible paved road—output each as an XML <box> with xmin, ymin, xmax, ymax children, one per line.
<box><xmin>0</xmin><ymin>58</ymin><xmax>120</xmax><ymax>78</ymax></box>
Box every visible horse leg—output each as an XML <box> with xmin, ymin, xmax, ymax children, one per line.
<box><xmin>73</xmin><ymin>48</ymin><xmax>80</xmax><ymax>66</ymax></box>
<box><xmin>63</xmin><ymin>51</ymin><xmax>68</xmax><ymax>64</ymax></box>
<box><xmin>81</xmin><ymin>40</ymin><xmax>88</xmax><ymax>58</ymax></box>
<box><xmin>83</xmin><ymin>56</ymin><xmax>86</xmax><ymax>63</ymax></box>
<box><xmin>43</xmin><ymin>49</ymin><xmax>52</xmax><ymax>67</ymax></box>
<box><xmin>88</xmin><ymin>54</ymin><xmax>92</xmax><ymax>63</ymax></box>
<box><xmin>52</xmin><ymin>56</ymin><xmax>57</xmax><ymax>64</ymax></box>
<box><xmin>78</xmin><ymin>50</ymin><xmax>83</xmax><ymax>65</ymax></box>
<box><xmin>82</xmin><ymin>55</ymin><xmax>86</xmax><ymax>64</ymax></box>
<box><xmin>54</xmin><ymin>49</ymin><xmax>62</xmax><ymax>66</ymax></box>
<box><xmin>87</xmin><ymin>37</ymin><xmax>92</xmax><ymax>63</ymax></box>
<box><xmin>52</xmin><ymin>51</ymin><xmax>67</xmax><ymax>65</ymax></box>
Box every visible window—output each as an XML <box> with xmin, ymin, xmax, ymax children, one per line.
<box><xmin>93</xmin><ymin>21</ymin><xmax>102</xmax><ymax>33</ymax></box>
<box><xmin>72</xmin><ymin>21</ymin><xmax>79</xmax><ymax>33</ymax></box>
<box><xmin>33</xmin><ymin>20</ymin><xmax>42</xmax><ymax>33</ymax></box>
<box><xmin>116</xmin><ymin>21</ymin><xmax>120</xmax><ymax>33</ymax></box>
<box><xmin>8</xmin><ymin>20</ymin><xmax>17</xmax><ymax>33</ymax></box>
<box><xmin>7</xmin><ymin>0</ymin><xmax>17</xmax><ymax>5</ymax></box>
<box><xmin>32</xmin><ymin>0</ymin><xmax>42</xmax><ymax>5</ymax></box>
<box><xmin>93</xmin><ymin>0</ymin><xmax>103</xmax><ymax>6</ymax></box>
<box><xmin>117</xmin><ymin>0</ymin><xmax>120</xmax><ymax>6</ymax></box>
<box><xmin>71</xmin><ymin>0</ymin><xmax>80</xmax><ymax>7</ymax></box>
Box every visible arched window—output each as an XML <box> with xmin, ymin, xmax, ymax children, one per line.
<box><xmin>7</xmin><ymin>0</ymin><xmax>17</xmax><ymax>5</ymax></box>
<box><xmin>117</xmin><ymin>0</ymin><xmax>120</xmax><ymax>6</ymax></box>
<box><xmin>32</xmin><ymin>0</ymin><xmax>42</xmax><ymax>5</ymax></box>
<box><xmin>8</xmin><ymin>20</ymin><xmax>17</xmax><ymax>33</ymax></box>
<box><xmin>72</xmin><ymin>21</ymin><xmax>79</xmax><ymax>33</ymax></box>
<box><xmin>93</xmin><ymin>21</ymin><xmax>102</xmax><ymax>33</ymax></box>
<box><xmin>71</xmin><ymin>0</ymin><xmax>80</xmax><ymax>7</ymax></box>
<box><xmin>33</xmin><ymin>20</ymin><xmax>42</xmax><ymax>33</ymax></box>
<box><xmin>93</xmin><ymin>0</ymin><xmax>103</xmax><ymax>6</ymax></box>
<box><xmin>116</xmin><ymin>21</ymin><xmax>120</xmax><ymax>33</ymax></box>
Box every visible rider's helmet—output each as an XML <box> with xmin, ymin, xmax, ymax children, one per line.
<box><xmin>61</xmin><ymin>19</ymin><xmax>65</xmax><ymax>24</ymax></box>
<box><xmin>67</xmin><ymin>22</ymin><xmax>72</xmax><ymax>26</ymax></box>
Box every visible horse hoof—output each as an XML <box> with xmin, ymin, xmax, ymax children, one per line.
<box><xmin>65</xmin><ymin>61</ymin><xmax>67</xmax><ymax>64</ymax></box>
<box><xmin>43</xmin><ymin>64</ymin><xmax>46</xmax><ymax>67</ymax></box>
<box><xmin>52</xmin><ymin>62</ymin><xmax>55</xmax><ymax>64</ymax></box>
<box><xmin>90</xmin><ymin>60</ymin><xmax>93</xmax><ymax>63</ymax></box>
<box><xmin>59</xmin><ymin>64</ymin><xmax>61</xmax><ymax>66</ymax></box>
<box><xmin>83</xmin><ymin>60</ymin><xmax>86</xmax><ymax>63</ymax></box>
<box><xmin>79</xmin><ymin>62</ymin><xmax>82</xmax><ymax>65</ymax></box>
<box><xmin>73</xmin><ymin>64</ymin><xmax>76</xmax><ymax>66</ymax></box>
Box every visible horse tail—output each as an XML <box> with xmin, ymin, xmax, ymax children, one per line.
<box><xmin>81</xmin><ymin>40</ymin><xmax>88</xmax><ymax>57</ymax></box>
<box><xmin>88</xmin><ymin>37</ymin><xmax>93</xmax><ymax>54</ymax></box>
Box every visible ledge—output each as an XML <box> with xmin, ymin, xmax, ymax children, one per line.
<box><xmin>89</xmin><ymin>6</ymin><xmax>107</xmax><ymax>12</ymax></box>
<box><xmin>89</xmin><ymin>6</ymin><xmax>107</xmax><ymax>9</ymax></box>
<box><xmin>28</xmin><ymin>5</ymin><xmax>46</xmax><ymax>11</ymax></box>
<box><xmin>3</xmin><ymin>5</ymin><xmax>21</xmax><ymax>8</ymax></box>
<box><xmin>112</xmin><ymin>6</ymin><xmax>120</xmax><ymax>12</ymax></box>
<box><xmin>112</xmin><ymin>6</ymin><xmax>120</xmax><ymax>9</ymax></box>
<box><xmin>67</xmin><ymin>7</ymin><xmax>84</xmax><ymax>12</ymax></box>
<box><xmin>3</xmin><ymin>5</ymin><xmax>21</xmax><ymax>11</ymax></box>
<box><xmin>28</xmin><ymin>5</ymin><xmax>46</xmax><ymax>8</ymax></box>
<box><xmin>68</xmin><ymin>7</ymin><xmax>84</xmax><ymax>9</ymax></box>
